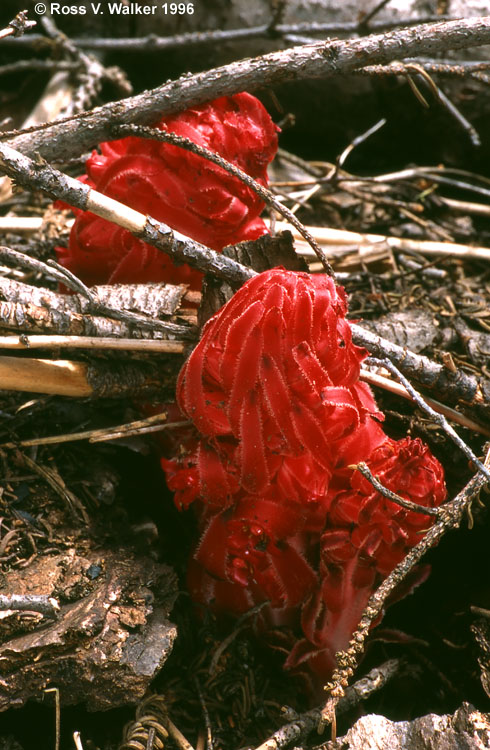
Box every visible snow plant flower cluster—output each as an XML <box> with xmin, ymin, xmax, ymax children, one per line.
<box><xmin>162</xmin><ymin>268</ymin><xmax>447</xmax><ymax>684</ymax></box>
<box><xmin>56</xmin><ymin>93</ymin><xmax>278</xmax><ymax>288</ymax></box>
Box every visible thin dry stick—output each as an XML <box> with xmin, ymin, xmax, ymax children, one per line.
<box><xmin>165</xmin><ymin>717</ymin><xmax>196</xmax><ymax>750</ymax></box>
<box><xmin>366</xmin><ymin>356</ymin><xmax>490</xmax><ymax>480</ymax></box>
<box><xmin>0</xmin><ymin>11</ymin><xmax>35</xmax><ymax>41</ymax></box>
<box><xmin>1</xmin><ymin>15</ymin><xmax>454</xmax><ymax>52</ymax></box>
<box><xmin>0</xmin><ymin>216</ymin><xmax>62</xmax><ymax>233</ymax></box>
<box><xmin>0</xmin><ymin>146</ymin><xmax>487</xmax><ymax>421</ymax></box>
<box><xmin>272</xmin><ymin>221</ymin><xmax>490</xmax><ymax>261</ymax></box>
<box><xmin>0</xmin><ymin>260</ymin><xmax>193</xmax><ymax>340</ymax></box>
<box><xmin>44</xmin><ymin>688</ymin><xmax>61</xmax><ymax>750</ymax></box>
<box><xmin>321</xmin><ymin>446</ymin><xmax>490</xmax><ymax>730</ymax></box>
<box><xmin>0</xmin><ymin>415</ymin><xmax>191</xmax><ymax>450</ymax></box>
<box><xmin>21</xmin><ymin>452</ymin><xmax>89</xmax><ymax>524</ymax></box>
<box><xmin>253</xmin><ymin>659</ymin><xmax>400</xmax><ymax>750</ymax></box>
<box><xmin>114</xmin><ymin>123</ymin><xmax>333</xmax><ymax>274</ymax></box>
<box><xmin>353</xmin><ymin>325</ymin><xmax>490</xmax><ymax>423</ymax></box>
<box><xmin>359</xmin><ymin>368</ymin><xmax>490</xmax><ymax>438</ymax></box>
<box><xmin>354</xmin><ymin>462</ymin><xmax>441</xmax><ymax>516</ymax></box>
<box><xmin>5</xmin><ymin>17</ymin><xmax>490</xmax><ymax>161</ymax></box>
<box><xmin>0</xmin><ymin>335</ymin><xmax>186</xmax><ymax>353</ymax></box>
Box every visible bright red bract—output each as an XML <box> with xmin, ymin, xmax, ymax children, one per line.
<box><xmin>55</xmin><ymin>93</ymin><xmax>278</xmax><ymax>288</ymax></box>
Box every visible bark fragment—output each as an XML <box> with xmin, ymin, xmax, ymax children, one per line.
<box><xmin>0</xmin><ymin>549</ymin><xmax>177</xmax><ymax>712</ymax></box>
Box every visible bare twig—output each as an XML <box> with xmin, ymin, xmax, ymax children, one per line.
<box><xmin>0</xmin><ymin>141</ymin><xmax>252</xmax><ymax>287</ymax></box>
<box><xmin>0</xmin><ymin>150</ymin><xmax>487</xmax><ymax>423</ymax></box>
<box><xmin>0</xmin><ymin>354</ymin><xmax>180</xmax><ymax>399</ymax></box>
<box><xmin>354</xmin><ymin>324</ymin><xmax>490</xmax><ymax>422</ymax></box>
<box><xmin>337</xmin><ymin>118</ymin><xmax>387</xmax><ymax>169</ymax></box>
<box><xmin>354</xmin><ymin>462</ymin><xmax>442</xmax><ymax>516</ymax></box>
<box><xmin>0</xmin><ymin>10</ymin><xmax>35</xmax><ymax>41</ymax></box>
<box><xmin>253</xmin><ymin>659</ymin><xmax>400</xmax><ymax>750</ymax></box>
<box><xmin>0</xmin><ymin>16</ymin><xmax>453</xmax><ymax>52</ymax></box>
<box><xmin>1</xmin><ymin>415</ymin><xmax>190</xmax><ymax>450</ymax></box>
<box><xmin>0</xmin><ymin>335</ymin><xmax>186</xmax><ymax>353</ymax></box>
<box><xmin>44</xmin><ymin>687</ymin><xmax>60</xmax><ymax>750</ymax></box>
<box><xmin>114</xmin><ymin>123</ymin><xmax>333</xmax><ymax>274</ymax></box>
<box><xmin>40</xmin><ymin>13</ymin><xmax>130</xmax><ymax>113</ymax></box>
<box><xmin>166</xmin><ymin>717</ymin><xmax>196</xmax><ymax>750</ymax></box>
<box><xmin>359</xmin><ymin>368</ymin><xmax>490</xmax><ymax>438</ymax></box>
<box><xmin>365</xmin><ymin>356</ymin><xmax>490</xmax><ymax>480</ymax></box>
<box><xmin>0</xmin><ymin>273</ymin><xmax>194</xmax><ymax>340</ymax></box>
<box><xmin>273</xmin><ymin>221</ymin><xmax>490</xmax><ymax>262</ymax></box>
<box><xmin>21</xmin><ymin>452</ymin><xmax>89</xmax><ymax>524</ymax></box>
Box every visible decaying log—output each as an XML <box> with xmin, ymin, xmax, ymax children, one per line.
<box><xmin>0</xmin><ymin>549</ymin><xmax>178</xmax><ymax>712</ymax></box>
<box><xmin>323</xmin><ymin>702</ymin><xmax>490</xmax><ymax>750</ymax></box>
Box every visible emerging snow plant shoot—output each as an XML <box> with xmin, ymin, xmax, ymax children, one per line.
<box><xmin>162</xmin><ymin>268</ymin><xmax>447</xmax><ymax>689</ymax></box>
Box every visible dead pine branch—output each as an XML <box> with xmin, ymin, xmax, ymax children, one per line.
<box><xmin>253</xmin><ymin>659</ymin><xmax>401</xmax><ymax>750</ymax></box>
<box><xmin>1</xmin><ymin>414</ymin><xmax>190</xmax><ymax>450</ymax></box>
<box><xmin>4</xmin><ymin>17</ymin><xmax>490</xmax><ymax>162</ymax></box>
<box><xmin>274</xmin><ymin>222</ymin><xmax>490</xmax><ymax>263</ymax></box>
<box><xmin>114</xmin><ymin>123</ymin><xmax>332</xmax><ymax>273</ymax></box>
<box><xmin>0</xmin><ymin>11</ymin><xmax>35</xmax><ymax>42</ymax></box>
<box><xmin>0</xmin><ymin>137</ymin><xmax>488</xmax><ymax>426</ymax></box>
<box><xmin>365</xmin><ymin>356</ymin><xmax>490</xmax><ymax>480</ymax></box>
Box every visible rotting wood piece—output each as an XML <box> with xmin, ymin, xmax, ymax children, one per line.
<box><xmin>0</xmin><ymin>550</ymin><xmax>178</xmax><ymax>712</ymax></box>
<box><xmin>321</xmin><ymin>702</ymin><xmax>490</xmax><ymax>750</ymax></box>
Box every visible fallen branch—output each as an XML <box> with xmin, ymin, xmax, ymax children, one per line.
<box><xmin>0</xmin><ymin>144</ymin><xmax>488</xmax><ymax>425</ymax></box>
<box><xmin>0</xmin><ymin>335</ymin><xmax>186</xmax><ymax>353</ymax></box>
<box><xmin>4</xmin><ymin>17</ymin><xmax>490</xmax><ymax>161</ymax></box>
<box><xmin>1</xmin><ymin>15</ymin><xmax>453</xmax><ymax>52</ymax></box>
<box><xmin>366</xmin><ymin>357</ymin><xmax>490</xmax><ymax>479</ymax></box>
<box><xmin>115</xmin><ymin>123</ymin><xmax>332</xmax><ymax>272</ymax></box>
<box><xmin>353</xmin><ymin>324</ymin><xmax>490</xmax><ymax>424</ymax></box>
<box><xmin>254</xmin><ymin>659</ymin><xmax>400</xmax><ymax>750</ymax></box>
<box><xmin>0</xmin><ymin>275</ymin><xmax>194</xmax><ymax>340</ymax></box>
<box><xmin>359</xmin><ymin>368</ymin><xmax>490</xmax><ymax>438</ymax></box>
<box><xmin>0</xmin><ymin>142</ymin><xmax>252</xmax><ymax>287</ymax></box>
<box><xmin>1</xmin><ymin>413</ymin><xmax>190</xmax><ymax>449</ymax></box>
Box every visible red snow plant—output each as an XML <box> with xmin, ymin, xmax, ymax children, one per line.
<box><xmin>162</xmin><ymin>268</ymin><xmax>447</xmax><ymax>688</ymax></box>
